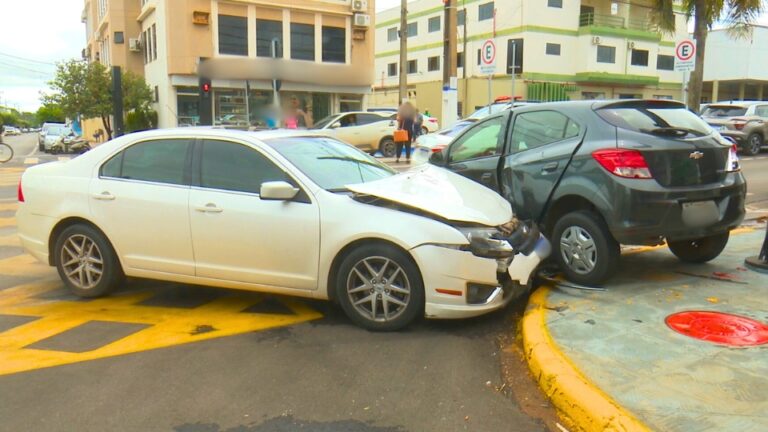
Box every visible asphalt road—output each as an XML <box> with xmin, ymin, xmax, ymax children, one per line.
<box><xmin>0</xmin><ymin>133</ymin><xmax>556</xmax><ymax>432</ymax></box>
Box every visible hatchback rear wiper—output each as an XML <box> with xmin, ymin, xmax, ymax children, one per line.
<box><xmin>640</xmin><ymin>127</ymin><xmax>706</xmax><ymax>137</ymax></box>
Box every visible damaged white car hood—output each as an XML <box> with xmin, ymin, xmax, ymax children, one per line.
<box><xmin>346</xmin><ymin>164</ymin><xmax>513</xmax><ymax>226</ymax></box>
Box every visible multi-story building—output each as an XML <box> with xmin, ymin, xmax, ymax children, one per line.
<box><xmin>372</xmin><ymin>0</ymin><xmax>689</xmax><ymax>118</ymax></box>
<box><xmin>82</xmin><ymin>0</ymin><xmax>376</xmax><ymax>130</ymax></box>
<box><xmin>701</xmin><ymin>25</ymin><xmax>768</xmax><ymax>103</ymax></box>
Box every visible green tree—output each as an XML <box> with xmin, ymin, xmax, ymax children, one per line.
<box><xmin>651</xmin><ymin>0</ymin><xmax>765</xmax><ymax>113</ymax></box>
<box><xmin>36</xmin><ymin>103</ymin><xmax>65</xmax><ymax>124</ymax></box>
<box><xmin>43</xmin><ymin>59</ymin><xmax>154</xmax><ymax>139</ymax></box>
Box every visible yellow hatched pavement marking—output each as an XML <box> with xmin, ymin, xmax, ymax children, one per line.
<box><xmin>0</xmin><ymin>279</ymin><xmax>322</xmax><ymax>376</ymax></box>
<box><xmin>0</xmin><ymin>254</ymin><xmax>53</xmax><ymax>278</ymax></box>
<box><xmin>0</xmin><ymin>168</ymin><xmax>24</xmax><ymax>187</ymax></box>
<box><xmin>0</xmin><ymin>234</ymin><xmax>20</xmax><ymax>247</ymax></box>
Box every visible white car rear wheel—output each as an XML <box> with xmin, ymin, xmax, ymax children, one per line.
<box><xmin>54</xmin><ymin>224</ymin><xmax>123</xmax><ymax>298</ymax></box>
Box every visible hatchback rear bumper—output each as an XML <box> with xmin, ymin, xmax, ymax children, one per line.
<box><xmin>605</xmin><ymin>174</ymin><xmax>746</xmax><ymax>245</ymax></box>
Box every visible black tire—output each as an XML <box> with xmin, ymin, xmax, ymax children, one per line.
<box><xmin>379</xmin><ymin>137</ymin><xmax>396</xmax><ymax>158</ymax></box>
<box><xmin>743</xmin><ymin>133</ymin><xmax>763</xmax><ymax>156</ymax></box>
<box><xmin>551</xmin><ymin>210</ymin><xmax>620</xmax><ymax>286</ymax></box>
<box><xmin>668</xmin><ymin>232</ymin><xmax>729</xmax><ymax>263</ymax></box>
<box><xmin>336</xmin><ymin>243</ymin><xmax>424</xmax><ymax>331</ymax></box>
<box><xmin>54</xmin><ymin>224</ymin><xmax>123</xmax><ymax>298</ymax></box>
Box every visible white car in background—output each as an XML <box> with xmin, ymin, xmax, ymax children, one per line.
<box><xmin>312</xmin><ymin>111</ymin><xmax>398</xmax><ymax>157</ymax></box>
<box><xmin>3</xmin><ymin>126</ymin><xmax>21</xmax><ymax>136</ymax></box>
<box><xmin>368</xmin><ymin>108</ymin><xmax>440</xmax><ymax>134</ymax></box>
<box><xmin>17</xmin><ymin>129</ymin><xmax>549</xmax><ymax>331</ymax></box>
<box><xmin>411</xmin><ymin>120</ymin><xmax>477</xmax><ymax>166</ymax></box>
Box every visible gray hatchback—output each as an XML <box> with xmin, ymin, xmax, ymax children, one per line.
<box><xmin>430</xmin><ymin>100</ymin><xmax>746</xmax><ymax>286</ymax></box>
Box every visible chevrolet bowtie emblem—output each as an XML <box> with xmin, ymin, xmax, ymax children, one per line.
<box><xmin>689</xmin><ymin>151</ymin><xmax>704</xmax><ymax>160</ymax></box>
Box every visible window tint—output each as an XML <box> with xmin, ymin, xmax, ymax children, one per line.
<box><xmin>101</xmin><ymin>152</ymin><xmax>123</xmax><ymax>178</ymax></box>
<box><xmin>598</xmin><ymin>103</ymin><xmax>712</xmax><ymax>136</ymax></box>
<box><xmin>357</xmin><ymin>114</ymin><xmax>386</xmax><ymax>125</ymax></box>
<box><xmin>322</xmin><ymin>26</ymin><xmax>345</xmax><ymax>63</ymax></box>
<box><xmin>754</xmin><ymin>106</ymin><xmax>768</xmax><ymax>117</ymax></box>
<box><xmin>631</xmin><ymin>49</ymin><xmax>649</xmax><ymax>66</ymax></box>
<box><xmin>121</xmin><ymin>139</ymin><xmax>190</xmax><ymax>185</ymax></box>
<box><xmin>657</xmin><ymin>54</ymin><xmax>674</xmax><ymax>71</ymax></box>
<box><xmin>511</xmin><ymin>111</ymin><xmax>580</xmax><ymax>152</ymax></box>
<box><xmin>291</xmin><ymin>23</ymin><xmax>315</xmax><ymax>61</ymax></box>
<box><xmin>218</xmin><ymin>15</ymin><xmax>248</xmax><ymax>56</ymax></box>
<box><xmin>428</xmin><ymin>16</ymin><xmax>441</xmax><ymax>33</ymax></box>
<box><xmin>479</xmin><ymin>2</ymin><xmax>495</xmax><ymax>21</ymax></box>
<box><xmin>449</xmin><ymin>116</ymin><xmax>504</xmax><ymax>163</ymax></box>
<box><xmin>597</xmin><ymin>45</ymin><xmax>615</xmax><ymax>63</ymax></box>
<box><xmin>256</xmin><ymin>19</ymin><xmax>283</xmax><ymax>58</ymax></box>
<box><xmin>701</xmin><ymin>105</ymin><xmax>748</xmax><ymax>118</ymax></box>
<box><xmin>545</xmin><ymin>43</ymin><xmax>561</xmax><ymax>56</ymax></box>
<box><xmin>200</xmin><ymin>140</ymin><xmax>287</xmax><ymax>194</ymax></box>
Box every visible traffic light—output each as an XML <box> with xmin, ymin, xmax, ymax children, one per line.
<box><xmin>198</xmin><ymin>76</ymin><xmax>213</xmax><ymax>126</ymax></box>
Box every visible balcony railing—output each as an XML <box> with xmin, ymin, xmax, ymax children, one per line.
<box><xmin>579</xmin><ymin>12</ymin><xmax>654</xmax><ymax>32</ymax></box>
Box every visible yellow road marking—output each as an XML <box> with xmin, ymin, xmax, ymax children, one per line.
<box><xmin>0</xmin><ymin>254</ymin><xmax>53</xmax><ymax>278</ymax></box>
<box><xmin>0</xmin><ymin>217</ymin><xmax>16</xmax><ymax>228</ymax></box>
<box><xmin>0</xmin><ymin>281</ymin><xmax>322</xmax><ymax>376</ymax></box>
<box><xmin>0</xmin><ymin>234</ymin><xmax>20</xmax><ymax>247</ymax></box>
<box><xmin>0</xmin><ymin>202</ymin><xmax>18</xmax><ymax>212</ymax></box>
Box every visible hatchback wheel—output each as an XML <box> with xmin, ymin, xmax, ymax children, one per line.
<box><xmin>54</xmin><ymin>224</ymin><xmax>123</xmax><ymax>298</ymax></box>
<box><xmin>744</xmin><ymin>133</ymin><xmax>763</xmax><ymax>156</ymax></box>
<box><xmin>336</xmin><ymin>244</ymin><xmax>424</xmax><ymax>331</ymax></box>
<box><xmin>552</xmin><ymin>211</ymin><xmax>620</xmax><ymax>286</ymax></box>
<box><xmin>668</xmin><ymin>232</ymin><xmax>729</xmax><ymax>263</ymax></box>
<box><xmin>379</xmin><ymin>137</ymin><xmax>396</xmax><ymax>158</ymax></box>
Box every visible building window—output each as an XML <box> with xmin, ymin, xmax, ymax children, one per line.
<box><xmin>458</xmin><ymin>9</ymin><xmax>466</xmax><ymax>26</ymax></box>
<box><xmin>653</xmin><ymin>95</ymin><xmax>674</xmax><ymax>100</ymax></box>
<box><xmin>218</xmin><ymin>15</ymin><xmax>247</xmax><ymax>56</ymax></box>
<box><xmin>114</xmin><ymin>31</ymin><xmax>124</xmax><ymax>44</ymax></box>
<box><xmin>151</xmin><ymin>24</ymin><xmax>157</xmax><ymax>60</ymax></box>
<box><xmin>142</xmin><ymin>30</ymin><xmax>148</xmax><ymax>64</ymax></box>
<box><xmin>479</xmin><ymin>2</ymin><xmax>495</xmax><ymax>21</ymax></box>
<box><xmin>153</xmin><ymin>86</ymin><xmax>159</xmax><ymax>103</ymax></box>
<box><xmin>256</xmin><ymin>19</ymin><xmax>283</xmax><ymax>58</ymax></box>
<box><xmin>631</xmin><ymin>49</ymin><xmax>648</xmax><ymax>66</ymax></box>
<box><xmin>548</xmin><ymin>0</ymin><xmax>563</xmax><ymax>8</ymax></box>
<box><xmin>545</xmin><ymin>43</ymin><xmax>561</xmax><ymax>56</ymax></box>
<box><xmin>407</xmin><ymin>22</ymin><xmax>417</xmax><ymax>38</ymax></box>
<box><xmin>428</xmin><ymin>56</ymin><xmax>440</xmax><ymax>72</ymax></box>
<box><xmin>657</xmin><ymin>54</ymin><xmax>674</xmax><ymax>71</ymax></box>
<box><xmin>582</xmin><ymin>92</ymin><xmax>605</xmax><ymax>100</ymax></box>
<box><xmin>322</xmin><ymin>27</ymin><xmax>345</xmax><ymax>63</ymax></box>
<box><xmin>407</xmin><ymin>59</ymin><xmax>417</xmax><ymax>74</ymax></box>
<box><xmin>428</xmin><ymin>16</ymin><xmax>441</xmax><ymax>33</ymax></box>
<box><xmin>291</xmin><ymin>23</ymin><xmax>315</xmax><ymax>61</ymax></box>
<box><xmin>388</xmin><ymin>63</ymin><xmax>397</xmax><ymax>77</ymax></box>
<box><xmin>457</xmin><ymin>51</ymin><xmax>465</xmax><ymax>68</ymax></box>
<box><xmin>507</xmin><ymin>39</ymin><xmax>524</xmax><ymax>74</ymax></box>
<box><xmin>387</xmin><ymin>27</ymin><xmax>398</xmax><ymax>42</ymax></box>
<box><xmin>597</xmin><ymin>45</ymin><xmax>616</xmax><ymax>63</ymax></box>
<box><xmin>618</xmin><ymin>93</ymin><xmax>641</xmax><ymax>99</ymax></box>
<box><xmin>477</xmin><ymin>48</ymin><xmax>481</xmax><ymax>65</ymax></box>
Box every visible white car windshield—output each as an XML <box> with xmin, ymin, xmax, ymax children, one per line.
<box><xmin>265</xmin><ymin>136</ymin><xmax>396</xmax><ymax>191</ymax></box>
<box><xmin>311</xmin><ymin>115</ymin><xmax>338</xmax><ymax>130</ymax></box>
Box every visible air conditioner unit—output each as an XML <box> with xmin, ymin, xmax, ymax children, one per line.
<box><xmin>128</xmin><ymin>38</ymin><xmax>142</xmax><ymax>52</ymax></box>
<box><xmin>352</xmin><ymin>0</ymin><xmax>368</xmax><ymax>13</ymax></box>
<box><xmin>591</xmin><ymin>36</ymin><xmax>601</xmax><ymax>45</ymax></box>
<box><xmin>353</xmin><ymin>13</ymin><xmax>371</xmax><ymax>28</ymax></box>
<box><xmin>627</xmin><ymin>41</ymin><xmax>636</xmax><ymax>49</ymax></box>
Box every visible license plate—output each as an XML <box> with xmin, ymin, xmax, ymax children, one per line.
<box><xmin>681</xmin><ymin>200</ymin><xmax>718</xmax><ymax>227</ymax></box>
<box><xmin>419</xmin><ymin>147</ymin><xmax>429</xmax><ymax>153</ymax></box>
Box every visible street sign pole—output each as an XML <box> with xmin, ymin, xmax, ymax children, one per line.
<box><xmin>511</xmin><ymin>43</ymin><xmax>516</xmax><ymax>102</ymax></box>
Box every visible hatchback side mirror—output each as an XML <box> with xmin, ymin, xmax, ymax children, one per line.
<box><xmin>260</xmin><ymin>181</ymin><xmax>299</xmax><ymax>201</ymax></box>
<box><xmin>330</xmin><ymin>122</ymin><xmax>341</xmax><ymax>129</ymax></box>
<box><xmin>429</xmin><ymin>149</ymin><xmax>446</xmax><ymax>166</ymax></box>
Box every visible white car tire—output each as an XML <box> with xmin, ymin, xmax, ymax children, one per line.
<box><xmin>54</xmin><ymin>224</ymin><xmax>124</xmax><ymax>298</ymax></box>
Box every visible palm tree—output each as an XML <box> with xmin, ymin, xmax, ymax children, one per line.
<box><xmin>651</xmin><ymin>0</ymin><xmax>765</xmax><ymax>112</ymax></box>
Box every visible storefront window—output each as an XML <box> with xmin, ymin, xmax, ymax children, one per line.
<box><xmin>177</xmin><ymin>87</ymin><xmax>200</xmax><ymax>127</ymax></box>
<box><xmin>215</xmin><ymin>89</ymin><xmax>248</xmax><ymax>127</ymax></box>
<box><xmin>280</xmin><ymin>92</ymin><xmax>331</xmax><ymax>128</ymax></box>
<box><xmin>339</xmin><ymin>95</ymin><xmax>363</xmax><ymax>112</ymax></box>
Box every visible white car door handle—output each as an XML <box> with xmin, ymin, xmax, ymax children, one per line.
<box><xmin>92</xmin><ymin>192</ymin><xmax>115</xmax><ymax>201</ymax></box>
<box><xmin>195</xmin><ymin>203</ymin><xmax>223</xmax><ymax>213</ymax></box>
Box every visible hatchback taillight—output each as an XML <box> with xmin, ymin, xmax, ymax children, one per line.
<box><xmin>725</xmin><ymin>144</ymin><xmax>741</xmax><ymax>172</ymax></box>
<box><xmin>732</xmin><ymin>119</ymin><xmax>747</xmax><ymax>130</ymax></box>
<box><xmin>592</xmin><ymin>149</ymin><xmax>652</xmax><ymax>179</ymax></box>
<box><xmin>432</xmin><ymin>144</ymin><xmax>447</xmax><ymax>153</ymax></box>
<box><xmin>18</xmin><ymin>180</ymin><xmax>25</xmax><ymax>202</ymax></box>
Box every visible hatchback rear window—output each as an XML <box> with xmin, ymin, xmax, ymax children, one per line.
<box><xmin>701</xmin><ymin>106</ymin><xmax>747</xmax><ymax>117</ymax></box>
<box><xmin>596</xmin><ymin>102</ymin><xmax>712</xmax><ymax>137</ymax></box>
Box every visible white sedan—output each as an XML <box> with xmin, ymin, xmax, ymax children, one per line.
<box><xmin>411</xmin><ymin>120</ymin><xmax>477</xmax><ymax>166</ymax></box>
<box><xmin>17</xmin><ymin>129</ymin><xmax>549</xmax><ymax>330</ymax></box>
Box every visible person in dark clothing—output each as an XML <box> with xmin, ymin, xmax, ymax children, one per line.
<box><xmin>396</xmin><ymin>101</ymin><xmax>416</xmax><ymax>163</ymax></box>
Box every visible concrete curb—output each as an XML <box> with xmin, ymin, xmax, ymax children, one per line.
<box><xmin>522</xmin><ymin>287</ymin><xmax>650</xmax><ymax>432</ymax></box>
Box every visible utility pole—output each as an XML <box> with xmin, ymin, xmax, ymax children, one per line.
<box><xmin>398</xmin><ymin>0</ymin><xmax>408</xmax><ymax>104</ymax></box>
<box><xmin>462</xmin><ymin>0</ymin><xmax>468</xmax><ymax>116</ymax></box>
<box><xmin>442</xmin><ymin>0</ymin><xmax>457</xmax><ymax>88</ymax></box>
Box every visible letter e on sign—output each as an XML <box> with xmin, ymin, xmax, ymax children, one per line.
<box><xmin>480</xmin><ymin>39</ymin><xmax>497</xmax><ymax>75</ymax></box>
<box><xmin>674</xmin><ymin>39</ymin><xmax>696</xmax><ymax>72</ymax></box>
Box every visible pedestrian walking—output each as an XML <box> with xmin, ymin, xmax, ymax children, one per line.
<box><xmin>395</xmin><ymin>101</ymin><xmax>416</xmax><ymax>163</ymax></box>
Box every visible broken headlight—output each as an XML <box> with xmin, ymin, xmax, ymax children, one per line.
<box><xmin>457</xmin><ymin>220</ymin><xmax>540</xmax><ymax>259</ymax></box>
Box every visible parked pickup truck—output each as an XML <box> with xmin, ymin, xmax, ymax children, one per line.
<box><xmin>429</xmin><ymin>100</ymin><xmax>746</xmax><ymax>286</ymax></box>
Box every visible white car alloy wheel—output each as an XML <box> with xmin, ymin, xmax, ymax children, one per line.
<box><xmin>346</xmin><ymin>256</ymin><xmax>411</xmax><ymax>322</ymax></box>
<box><xmin>60</xmin><ymin>234</ymin><xmax>104</xmax><ymax>290</ymax></box>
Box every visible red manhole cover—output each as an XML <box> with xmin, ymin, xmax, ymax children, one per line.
<box><xmin>666</xmin><ymin>311</ymin><xmax>768</xmax><ymax>347</ymax></box>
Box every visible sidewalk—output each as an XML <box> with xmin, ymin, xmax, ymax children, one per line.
<box><xmin>523</xmin><ymin>225</ymin><xmax>768</xmax><ymax>432</ymax></box>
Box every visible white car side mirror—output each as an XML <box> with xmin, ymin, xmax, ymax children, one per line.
<box><xmin>260</xmin><ymin>181</ymin><xmax>299</xmax><ymax>201</ymax></box>
<box><xmin>331</xmin><ymin>122</ymin><xmax>341</xmax><ymax>129</ymax></box>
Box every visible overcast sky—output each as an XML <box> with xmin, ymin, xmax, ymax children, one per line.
<box><xmin>1</xmin><ymin>0</ymin><xmax>764</xmax><ymax>113</ymax></box>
